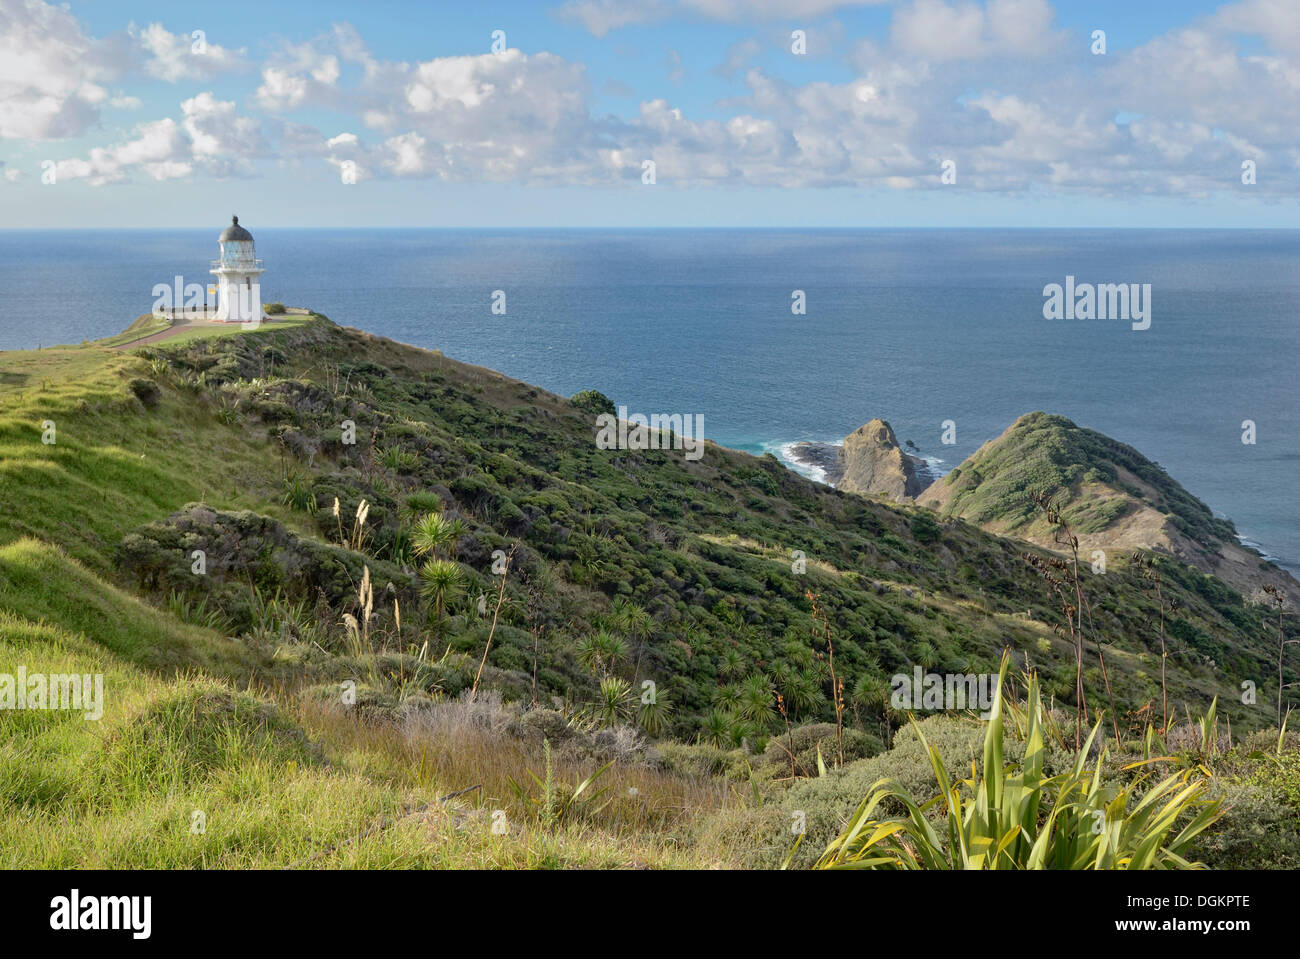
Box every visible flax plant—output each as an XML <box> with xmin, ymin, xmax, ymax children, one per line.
<box><xmin>812</xmin><ymin>655</ymin><xmax>1223</xmax><ymax>870</ymax></box>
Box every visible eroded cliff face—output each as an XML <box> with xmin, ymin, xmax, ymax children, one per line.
<box><xmin>835</xmin><ymin>419</ymin><xmax>934</xmax><ymax>502</ymax></box>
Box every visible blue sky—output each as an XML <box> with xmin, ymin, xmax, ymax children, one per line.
<box><xmin>2</xmin><ymin>0</ymin><xmax>1298</xmax><ymax>226</ymax></box>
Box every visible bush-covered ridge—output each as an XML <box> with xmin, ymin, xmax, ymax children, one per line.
<box><xmin>106</xmin><ymin>319</ymin><xmax>1287</xmax><ymax>735</ymax></box>
<box><xmin>928</xmin><ymin>412</ymin><xmax>1235</xmax><ymax>543</ymax></box>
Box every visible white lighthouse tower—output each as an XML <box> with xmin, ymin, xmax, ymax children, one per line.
<box><xmin>210</xmin><ymin>215</ymin><xmax>264</xmax><ymax>322</ymax></box>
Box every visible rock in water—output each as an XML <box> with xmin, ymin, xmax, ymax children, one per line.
<box><xmin>837</xmin><ymin>419</ymin><xmax>934</xmax><ymax>501</ymax></box>
<box><xmin>786</xmin><ymin>441</ymin><xmax>845</xmax><ymax>484</ymax></box>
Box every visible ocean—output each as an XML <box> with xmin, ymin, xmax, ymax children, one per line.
<box><xmin>1</xmin><ymin>228</ymin><xmax>1296</xmax><ymax>573</ymax></box>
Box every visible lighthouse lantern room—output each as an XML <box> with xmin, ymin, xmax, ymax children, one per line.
<box><xmin>210</xmin><ymin>216</ymin><xmax>265</xmax><ymax>322</ymax></box>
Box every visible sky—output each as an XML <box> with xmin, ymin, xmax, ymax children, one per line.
<box><xmin>1</xmin><ymin>0</ymin><xmax>1299</xmax><ymax>227</ymax></box>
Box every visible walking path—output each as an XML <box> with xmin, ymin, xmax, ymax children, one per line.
<box><xmin>111</xmin><ymin>313</ymin><xmax>299</xmax><ymax>350</ymax></box>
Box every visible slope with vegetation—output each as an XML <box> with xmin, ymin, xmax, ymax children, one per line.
<box><xmin>920</xmin><ymin>411</ymin><xmax>1299</xmax><ymax>606</ymax></box>
<box><xmin>0</xmin><ymin>315</ymin><xmax>1295</xmax><ymax>868</ymax></box>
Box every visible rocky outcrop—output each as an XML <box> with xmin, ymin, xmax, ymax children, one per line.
<box><xmin>786</xmin><ymin>420</ymin><xmax>937</xmax><ymax>501</ymax></box>
<box><xmin>837</xmin><ymin>419</ymin><xmax>935</xmax><ymax>501</ymax></box>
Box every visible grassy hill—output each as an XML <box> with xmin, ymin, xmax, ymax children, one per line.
<box><xmin>1</xmin><ymin>316</ymin><xmax>1297</xmax><ymax>868</ymax></box>
<box><xmin>919</xmin><ymin>411</ymin><xmax>1300</xmax><ymax>606</ymax></box>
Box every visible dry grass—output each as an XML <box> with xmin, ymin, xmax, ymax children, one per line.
<box><xmin>293</xmin><ymin>692</ymin><xmax>743</xmax><ymax>862</ymax></box>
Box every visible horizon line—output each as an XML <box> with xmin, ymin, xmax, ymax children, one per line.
<box><xmin>5</xmin><ymin>225</ymin><xmax>1300</xmax><ymax>232</ymax></box>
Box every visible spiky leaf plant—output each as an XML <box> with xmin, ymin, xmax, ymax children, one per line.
<box><xmin>812</xmin><ymin>655</ymin><xmax>1223</xmax><ymax>870</ymax></box>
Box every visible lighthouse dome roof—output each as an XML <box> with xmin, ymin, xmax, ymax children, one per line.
<box><xmin>219</xmin><ymin>215</ymin><xmax>254</xmax><ymax>243</ymax></box>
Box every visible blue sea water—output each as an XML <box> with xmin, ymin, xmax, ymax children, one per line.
<box><xmin>1</xmin><ymin>228</ymin><xmax>1296</xmax><ymax>573</ymax></box>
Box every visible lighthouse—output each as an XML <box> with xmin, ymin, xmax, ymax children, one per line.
<box><xmin>210</xmin><ymin>215</ymin><xmax>264</xmax><ymax>322</ymax></box>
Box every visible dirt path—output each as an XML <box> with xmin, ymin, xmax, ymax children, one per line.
<box><xmin>111</xmin><ymin>315</ymin><xmax>203</xmax><ymax>350</ymax></box>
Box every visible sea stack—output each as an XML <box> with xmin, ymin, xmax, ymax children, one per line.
<box><xmin>837</xmin><ymin>419</ymin><xmax>933</xmax><ymax>501</ymax></box>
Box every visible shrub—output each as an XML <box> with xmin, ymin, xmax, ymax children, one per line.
<box><xmin>515</xmin><ymin>708</ymin><xmax>574</xmax><ymax>743</ymax></box>
<box><xmin>760</xmin><ymin>722</ymin><xmax>882</xmax><ymax>777</ymax></box>
<box><xmin>404</xmin><ymin>491</ymin><xmax>443</xmax><ymax>515</ymax></box>
<box><xmin>571</xmin><ymin>389</ymin><xmax>616</xmax><ymax>417</ymax></box>
<box><xmin>128</xmin><ymin>378</ymin><xmax>161</xmax><ymax>408</ymax></box>
<box><xmin>656</xmin><ymin>741</ymin><xmax>753</xmax><ymax>781</ymax></box>
<box><xmin>1193</xmin><ymin>779</ymin><xmax>1300</xmax><ymax>869</ymax></box>
<box><xmin>752</xmin><ymin>715</ymin><xmax>988</xmax><ymax>869</ymax></box>
<box><xmin>910</xmin><ymin>511</ymin><xmax>942</xmax><ymax>544</ymax></box>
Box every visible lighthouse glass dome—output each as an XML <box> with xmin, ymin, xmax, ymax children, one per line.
<box><xmin>213</xmin><ymin>216</ymin><xmax>263</xmax><ymax>270</ymax></box>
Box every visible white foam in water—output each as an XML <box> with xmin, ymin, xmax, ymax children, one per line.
<box><xmin>766</xmin><ymin>442</ymin><xmax>951</xmax><ymax>488</ymax></box>
<box><xmin>920</xmin><ymin>456</ymin><xmax>948</xmax><ymax>477</ymax></box>
<box><xmin>764</xmin><ymin>440</ymin><xmax>837</xmax><ymax>485</ymax></box>
<box><xmin>1238</xmin><ymin>535</ymin><xmax>1278</xmax><ymax>563</ymax></box>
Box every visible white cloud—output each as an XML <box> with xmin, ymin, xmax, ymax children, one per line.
<box><xmin>254</xmin><ymin>67</ymin><xmax>315</xmax><ymax>112</ymax></box>
<box><xmin>54</xmin><ymin>118</ymin><xmax>191</xmax><ymax>185</ymax></box>
<box><xmin>1214</xmin><ymin>0</ymin><xmax>1300</xmax><ymax>56</ymax></box>
<box><xmin>0</xmin><ymin>2</ymin><xmax>248</xmax><ymax>141</ymax></box>
<box><xmin>891</xmin><ymin>0</ymin><xmax>1060</xmax><ymax>63</ymax></box>
<box><xmin>253</xmin><ymin>40</ymin><xmax>343</xmax><ymax>112</ymax></box>
<box><xmin>52</xmin><ymin>94</ymin><xmax>270</xmax><ymax>184</ymax></box>
<box><xmin>132</xmin><ymin>22</ymin><xmax>247</xmax><ymax>82</ymax></box>
<box><xmin>257</xmin><ymin>5</ymin><xmax>1300</xmax><ymax>196</ymax></box>
<box><xmin>181</xmin><ymin>92</ymin><xmax>269</xmax><ymax>174</ymax></box>
<box><xmin>557</xmin><ymin>0</ymin><xmax>889</xmax><ymax>36</ymax></box>
<box><xmin>296</xmin><ymin>47</ymin><xmax>607</xmax><ymax>184</ymax></box>
<box><xmin>18</xmin><ymin>1</ymin><xmax>1300</xmax><ymax>200</ymax></box>
<box><xmin>0</xmin><ymin>0</ymin><xmax>114</xmax><ymax>139</ymax></box>
<box><xmin>253</xmin><ymin>24</ymin><xmax>400</xmax><ymax>113</ymax></box>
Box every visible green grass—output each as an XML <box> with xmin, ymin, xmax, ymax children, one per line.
<box><xmin>0</xmin><ymin>335</ymin><xmax>309</xmax><ymax>573</ymax></box>
<box><xmin>151</xmin><ymin>314</ymin><xmax>313</xmax><ymax>347</ymax></box>
<box><xmin>0</xmin><ymin>544</ymin><xmax>735</xmax><ymax>868</ymax></box>
<box><xmin>0</xmin><ymin>538</ymin><xmax>257</xmax><ymax>676</ymax></box>
<box><xmin>92</xmin><ymin>313</ymin><xmax>172</xmax><ymax>349</ymax></box>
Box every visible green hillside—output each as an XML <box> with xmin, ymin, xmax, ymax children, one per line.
<box><xmin>924</xmin><ymin>412</ymin><xmax>1233</xmax><ymax>541</ymax></box>
<box><xmin>1</xmin><ymin>316</ymin><xmax>1297</xmax><ymax>868</ymax></box>
<box><xmin>920</xmin><ymin>411</ymin><xmax>1299</xmax><ymax>606</ymax></box>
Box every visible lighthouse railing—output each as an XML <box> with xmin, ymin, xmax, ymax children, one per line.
<box><xmin>210</xmin><ymin>257</ymin><xmax>265</xmax><ymax>270</ymax></box>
